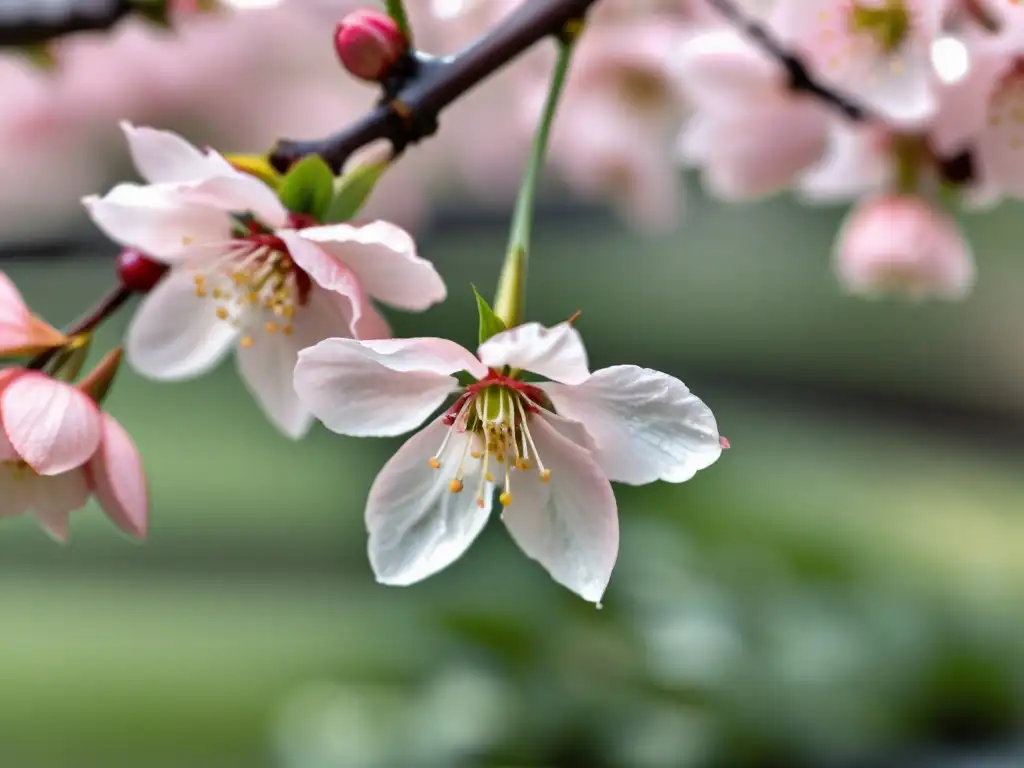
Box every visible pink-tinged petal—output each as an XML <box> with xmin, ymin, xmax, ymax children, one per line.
<box><xmin>125</xmin><ymin>268</ymin><xmax>239</xmax><ymax>381</ymax></box>
<box><xmin>501</xmin><ymin>414</ymin><xmax>618</xmax><ymax>604</ymax></box>
<box><xmin>297</xmin><ymin>222</ymin><xmax>447</xmax><ymax>312</ymax></box>
<box><xmin>87</xmin><ymin>414</ymin><xmax>149</xmax><ymax>540</ymax></box>
<box><xmin>236</xmin><ymin>332</ymin><xmax>314</xmax><ymax>441</ymax></box>
<box><xmin>121</xmin><ymin>122</ymin><xmax>235</xmax><ymax>185</ymax></box>
<box><xmin>834</xmin><ymin>194</ymin><xmax>975</xmax><ymax>301</ymax></box>
<box><xmin>366</xmin><ymin>422</ymin><xmax>493</xmax><ymax>586</ymax></box>
<box><xmin>1</xmin><ymin>373</ymin><xmax>102</xmax><ymax>476</ymax></box>
<box><xmin>676</xmin><ymin>28</ymin><xmax>782</xmax><ymax>110</ymax></box>
<box><xmin>478</xmin><ymin>322</ymin><xmax>590</xmax><ymax>384</ymax></box>
<box><xmin>83</xmin><ymin>184</ymin><xmax>233</xmax><ymax>260</ymax></box>
<box><xmin>857</xmin><ymin>43</ymin><xmax>937</xmax><ymax>127</ymax></box>
<box><xmin>294</xmin><ymin>337</ymin><xmax>477</xmax><ymax>437</ymax></box>
<box><xmin>541</xmin><ymin>366</ymin><xmax>722</xmax><ymax>486</ymax></box>
<box><xmin>33</xmin><ymin>470</ymin><xmax>91</xmax><ymax>543</ymax></box>
<box><xmin>0</xmin><ymin>273</ymin><xmax>65</xmax><ymax>356</ymax></box>
<box><xmin>279</xmin><ymin>231</ymin><xmax>391</xmax><ymax>340</ymax></box>
<box><xmin>175</xmin><ymin>174</ymin><xmax>289</xmax><ymax>230</ymax></box>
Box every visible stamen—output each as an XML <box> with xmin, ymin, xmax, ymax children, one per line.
<box><xmin>449</xmin><ymin>478</ymin><xmax>464</xmax><ymax>493</ymax></box>
<box><xmin>515</xmin><ymin>396</ymin><xmax>549</xmax><ymax>479</ymax></box>
<box><xmin>430</xmin><ymin>397</ymin><xmax>474</xmax><ymax>468</ymax></box>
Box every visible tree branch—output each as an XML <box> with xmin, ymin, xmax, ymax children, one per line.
<box><xmin>0</xmin><ymin>0</ymin><xmax>135</xmax><ymax>48</ymax></box>
<box><xmin>269</xmin><ymin>0</ymin><xmax>599</xmax><ymax>174</ymax></box>
<box><xmin>702</xmin><ymin>0</ymin><xmax>869</xmax><ymax>122</ymax></box>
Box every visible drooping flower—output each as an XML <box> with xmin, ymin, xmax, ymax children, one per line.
<box><xmin>0</xmin><ymin>272</ymin><xmax>67</xmax><ymax>357</ymax></box>
<box><xmin>293</xmin><ymin>322</ymin><xmax>722</xmax><ymax>603</ymax></box>
<box><xmin>83</xmin><ymin>124</ymin><xmax>447</xmax><ymax>439</ymax></box>
<box><xmin>0</xmin><ymin>369</ymin><xmax>148</xmax><ymax>542</ymax></box>
<box><xmin>833</xmin><ymin>193</ymin><xmax>975</xmax><ymax>300</ymax></box>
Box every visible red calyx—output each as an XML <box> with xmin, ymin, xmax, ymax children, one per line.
<box><xmin>116</xmin><ymin>248</ymin><xmax>168</xmax><ymax>293</ymax></box>
<box><xmin>334</xmin><ymin>9</ymin><xmax>408</xmax><ymax>82</ymax></box>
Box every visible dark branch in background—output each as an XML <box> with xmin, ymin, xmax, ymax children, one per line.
<box><xmin>269</xmin><ymin>0</ymin><xmax>600</xmax><ymax>174</ymax></box>
<box><xmin>0</xmin><ymin>0</ymin><xmax>135</xmax><ymax>48</ymax></box>
<box><xmin>702</xmin><ymin>0</ymin><xmax>869</xmax><ymax>122</ymax></box>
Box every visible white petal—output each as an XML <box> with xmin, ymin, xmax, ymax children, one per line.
<box><xmin>477</xmin><ymin>322</ymin><xmax>590</xmax><ymax>384</ymax></box>
<box><xmin>236</xmin><ymin>332</ymin><xmax>313</xmax><ymax>441</ymax></box>
<box><xmin>366</xmin><ymin>421</ymin><xmax>493</xmax><ymax>586</ymax></box>
<box><xmin>297</xmin><ymin>222</ymin><xmax>447</xmax><ymax>311</ymax></box>
<box><xmin>501</xmin><ymin>415</ymin><xmax>618</xmax><ymax>604</ymax></box>
<box><xmin>83</xmin><ymin>184</ymin><xmax>233</xmax><ymax>260</ymax></box>
<box><xmin>121</xmin><ymin>122</ymin><xmax>235</xmax><ymax>185</ymax></box>
<box><xmin>33</xmin><ymin>470</ymin><xmax>91</xmax><ymax>543</ymax></box>
<box><xmin>294</xmin><ymin>337</ymin><xmax>479</xmax><ymax>437</ymax></box>
<box><xmin>176</xmin><ymin>174</ymin><xmax>289</xmax><ymax>230</ymax></box>
<box><xmin>541</xmin><ymin>366</ymin><xmax>721</xmax><ymax>485</ymax></box>
<box><xmin>859</xmin><ymin>45</ymin><xmax>937</xmax><ymax>127</ymax></box>
<box><xmin>126</xmin><ymin>268</ymin><xmax>238</xmax><ymax>381</ymax></box>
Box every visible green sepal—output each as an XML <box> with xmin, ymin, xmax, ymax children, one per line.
<box><xmin>322</xmin><ymin>161</ymin><xmax>389</xmax><ymax>223</ymax></box>
<box><xmin>473</xmin><ymin>286</ymin><xmax>507</xmax><ymax>345</ymax></box>
<box><xmin>20</xmin><ymin>45</ymin><xmax>57</xmax><ymax>72</ymax></box>
<box><xmin>77</xmin><ymin>348</ymin><xmax>123</xmax><ymax>407</ymax></box>
<box><xmin>47</xmin><ymin>334</ymin><xmax>92</xmax><ymax>385</ymax></box>
<box><xmin>277</xmin><ymin>155</ymin><xmax>335</xmax><ymax>220</ymax></box>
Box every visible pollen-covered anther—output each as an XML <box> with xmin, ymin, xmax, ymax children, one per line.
<box><xmin>539</xmin><ymin>469</ymin><xmax>552</xmax><ymax>484</ymax></box>
<box><xmin>499</xmin><ymin>491</ymin><xmax>512</xmax><ymax>507</ymax></box>
<box><xmin>428</xmin><ymin>457</ymin><xmax>441</xmax><ymax>470</ymax></box>
<box><xmin>449</xmin><ymin>478</ymin><xmax>464</xmax><ymax>493</ymax></box>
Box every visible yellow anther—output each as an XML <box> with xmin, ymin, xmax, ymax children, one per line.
<box><xmin>265</xmin><ymin>321</ymin><xmax>278</xmax><ymax>334</ymax></box>
<box><xmin>182</xmin><ymin>236</ymin><xmax>194</xmax><ymax>246</ymax></box>
<box><xmin>471</xmin><ymin>450</ymin><xmax>483</xmax><ymax>459</ymax></box>
<box><xmin>247</xmin><ymin>292</ymin><xmax>260</xmax><ymax>304</ymax></box>
<box><xmin>499</xmin><ymin>491</ymin><xmax>512</xmax><ymax>507</ymax></box>
<box><xmin>485</xmin><ymin>472</ymin><xmax>494</xmax><ymax>482</ymax></box>
<box><xmin>476</xmin><ymin>497</ymin><xmax>486</xmax><ymax>509</ymax></box>
<box><xmin>282</xmin><ymin>325</ymin><xmax>294</xmax><ymax>336</ymax></box>
<box><xmin>496</xmin><ymin>454</ymin><xmax>505</xmax><ymax>464</ymax></box>
<box><xmin>449</xmin><ymin>479</ymin><xmax>464</xmax><ymax>493</ymax></box>
<box><xmin>539</xmin><ymin>469</ymin><xmax>552</xmax><ymax>484</ymax></box>
<box><xmin>195</xmin><ymin>287</ymin><xmax>207</xmax><ymax>298</ymax></box>
<box><xmin>515</xmin><ymin>458</ymin><xmax>530</xmax><ymax>471</ymax></box>
<box><xmin>215</xmin><ymin>307</ymin><xmax>229</xmax><ymax>320</ymax></box>
<box><xmin>428</xmin><ymin>457</ymin><xmax>441</xmax><ymax>469</ymax></box>
<box><xmin>240</xmin><ymin>335</ymin><xmax>254</xmax><ymax>349</ymax></box>
<box><xmin>193</xmin><ymin>275</ymin><xmax>206</xmax><ymax>286</ymax></box>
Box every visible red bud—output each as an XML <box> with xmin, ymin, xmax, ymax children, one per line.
<box><xmin>117</xmin><ymin>248</ymin><xmax>167</xmax><ymax>294</ymax></box>
<box><xmin>334</xmin><ymin>9</ymin><xmax>408</xmax><ymax>82</ymax></box>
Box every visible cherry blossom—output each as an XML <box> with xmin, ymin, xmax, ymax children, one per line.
<box><xmin>83</xmin><ymin>125</ymin><xmax>446</xmax><ymax>439</ymax></box>
<box><xmin>833</xmin><ymin>193</ymin><xmax>975</xmax><ymax>299</ymax></box>
<box><xmin>0</xmin><ymin>370</ymin><xmax>148</xmax><ymax>542</ymax></box>
<box><xmin>293</xmin><ymin>322</ymin><xmax>722</xmax><ymax>603</ymax></box>
<box><xmin>0</xmin><ymin>271</ymin><xmax>66</xmax><ymax>357</ymax></box>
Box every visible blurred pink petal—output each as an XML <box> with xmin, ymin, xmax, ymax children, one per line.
<box><xmin>87</xmin><ymin>413</ymin><xmax>150</xmax><ymax>540</ymax></box>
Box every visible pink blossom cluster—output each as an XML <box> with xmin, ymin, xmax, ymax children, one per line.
<box><xmin>423</xmin><ymin>0</ymin><xmax>1024</xmax><ymax>300</ymax></box>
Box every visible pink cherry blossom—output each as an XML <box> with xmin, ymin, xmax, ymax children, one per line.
<box><xmin>0</xmin><ymin>370</ymin><xmax>148</xmax><ymax>542</ymax></box>
<box><xmin>292</xmin><ymin>322</ymin><xmax>722</xmax><ymax>603</ymax></box>
<box><xmin>834</xmin><ymin>193</ymin><xmax>975</xmax><ymax>300</ymax></box>
<box><xmin>771</xmin><ymin>0</ymin><xmax>953</xmax><ymax>127</ymax></box>
<box><xmin>83</xmin><ymin>125</ymin><xmax>447</xmax><ymax>439</ymax></box>
<box><xmin>676</xmin><ymin>28</ymin><xmax>831</xmax><ymax>200</ymax></box>
<box><xmin>0</xmin><ymin>272</ymin><xmax>66</xmax><ymax>357</ymax></box>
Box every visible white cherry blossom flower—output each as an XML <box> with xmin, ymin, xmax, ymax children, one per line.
<box><xmin>293</xmin><ymin>322</ymin><xmax>722</xmax><ymax>603</ymax></box>
<box><xmin>82</xmin><ymin>125</ymin><xmax>447</xmax><ymax>439</ymax></box>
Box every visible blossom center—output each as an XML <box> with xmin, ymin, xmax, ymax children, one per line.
<box><xmin>849</xmin><ymin>1</ymin><xmax>911</xmax><ymax>54</ymax></box>
<box><xmin>430</xmin><ymin>371</ymin><xmax>551</xmax><ymax>510</ymax></box>
<box><xmin>191</xmin><ymin>214</ymin><xmax>314</xmax><ymax>348</ymax></box>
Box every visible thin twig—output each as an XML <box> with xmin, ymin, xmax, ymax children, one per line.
<box><xmin>27</xmin><ymin>285</ymin><xmax>132</xmax><ymax>370</ymax></box>
<box><xmin>0</xmin><ymin>0</ymin><xmax>134</xmax><ymax>48</ymax></box>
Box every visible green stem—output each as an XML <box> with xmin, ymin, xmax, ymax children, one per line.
<box><xmin>384</xmin><ymin>0</ymin><xmax>413</xmax><ymax>44</ymax></box>
<box><xmin>493</xmin><ymin>27</ymin><xmax>579</xmax><ymax>328</ymax></box>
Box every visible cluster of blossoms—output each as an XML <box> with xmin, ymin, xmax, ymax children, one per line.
<box><xmin>425</xmin><ymin>0</ymin><xmax>1024</xmax><ymax>300</ymax></box>
<box><xmin>0</xmin><ymin>123</ymin><xmax>723</xmax><ymax>603</ymax></box>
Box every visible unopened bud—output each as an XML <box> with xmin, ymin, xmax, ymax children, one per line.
<box><xmin>334</xmin><ymin>9</ymin><xmax>408</xmax><ymax>82</ymax></box>
<box><xmin>117</xmin><ymin>249</ymin><xmax>168</xmax><ymax>294</ymax></box>
<box><xmin>78</xmin><ymin>347</ymin><xmax>123</xmax><ymax>406</ymax></box>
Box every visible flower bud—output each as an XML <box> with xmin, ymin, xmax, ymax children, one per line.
<box><xmin>117</xmin><ymin>248</ymin><xmax>167</xmax><ymax>294</ymax></box>
<box><xmin>334</xmin><ymin>9</ymin><xmax>408</xmax><ymax>82</ymax></box>
<box><xmin>834</xmin><ymin>194</ymin><xmax>975</xmax><ymax>301</ymax></box>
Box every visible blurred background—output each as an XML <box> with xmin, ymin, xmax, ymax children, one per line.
<box><xmin>3</xmin><ymin>4</ymin><xmax>1024</xmax><ymax>768</ymax></box>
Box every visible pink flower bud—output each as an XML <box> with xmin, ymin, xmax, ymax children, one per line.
<box><xmin>334</xmin><ymin>9</ymin><xmax>408</xmax><ymax>82</ymax></box>
<box><xmin>116</xmin><ymin>249</ymin><xmax>167</xmax><ymax>294</ymax></box>
<box><xmin>834</xmin><ymin>194</ymin><xmax>975</xmax><ymax>301</ymax></box>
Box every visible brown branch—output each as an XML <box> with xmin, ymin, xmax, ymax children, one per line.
<box><xmin>0</xmin><ymin>0</ymin><xmax>136</xmax><ymax>48</ymax></box>
<box><xmin>269</xmin><ymin>0</ymin><xmax>600</xmax><ymax>174</ymax></box>
<box><xmin>27</xmin><ymin>285</ymin><xmax>132</xmax><ymax>370</ymax></box>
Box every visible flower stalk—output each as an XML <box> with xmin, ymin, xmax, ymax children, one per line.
<box><xmin>493</xmin><ymin>25</ymin><xmax>580</xmax><ymax>329</ymax></box>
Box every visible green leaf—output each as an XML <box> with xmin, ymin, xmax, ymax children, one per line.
<box><xmin>473</xmin><ymin>286</ymin><xmax>507</xmax><ymax>345</ymax></box>
<box><xmin>277</xmin><ymin>155</ymin><xmax>335</xmax><ymax>220</ymax></box>
<box><xmin>322</xmin><ymin>161</ymin><xmax>389</xmax><ymax>223</ymax></box>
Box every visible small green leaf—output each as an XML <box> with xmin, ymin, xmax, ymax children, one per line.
<box><xmin>277</xmin><ymin>155</ymin><xmax>335</xmax><ymax>220</ymax></box>
<box><xmin>322</xmin><ymin>161</ymin><xmax>389</xmax><ymax>223</ymax></box>
<box><xmin>473</xmin><ymin>286</ymin><xmax>507</xmax><ymax>345</ymax></box>
<box><xmin>47</xmin><ymin>334</ymin><xmax>92</xmax><ymax>384</ymax></box>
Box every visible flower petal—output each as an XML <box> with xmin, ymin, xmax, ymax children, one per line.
<box><xmin>541</xmin><ymin>366</ymin><xmax>721</xmax><ymax>485</ymax></box>
<box><xmin>294</xmin><ymin>337</ymin><xmax>479</xmax><ymax>437</ymax></box>
<box><xmin>34</xmin><ymin>470</ymin><xmax>91</xmax><ymax>544</ymax></box>
<box><xmin>175</xmin><ymin>174</ymin><xmax>289</xmax><ymax>230</ymax></box>
<box><xmin>121</xmin><ymin>122</ymin><xmax>235</xmax><ymax>185</ymax></box>
<box><xmin>279</xmin><ymin>231</ymin><xmax>391</xmax><ymax>340</ymax></box>
<box><xmin>1</xmin><ymin>373</ymin><xmax>102</xmax><ymax>475</ymax></box>
<box><xmin>83</xmin><ymin>183</ymin><xmax>233</xmax><ymax>260</ymax></box>
<box><xmin>478</xmin><ymin>322</ymin><xmax>590</xmax><ymax>384</ymax></box>
<box><xmin>297</xmin><ymin>222</ymin><xmax>447</xmax><ymax>311</ymax></box>
<box><xmin>366</xmin><ymin>421</ymin><xmax>493</xmax><ymax>586</ymax></box>
<box><xmin>236</xmin><ymin>332</ymin><xmax>314</xmax><ymax>441</ymax></box>
<box><xmin>87</xmin><ymin>413</ymin><xmax>149</xmax><ymax>540</ymax></box>
<box><xmin>125</xmin><ymin>268</ymin><xmax>239</xmax><ymax>381</ymax></box>
<box><xmin>0</xmin><ymin>273</ymin><xmax>65</xmax><ymax>356</ymax></box>
<box><xmin>501</xmin><ymin>414</ymin><xmax>618</xmax><ymax>604</ymax></box>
